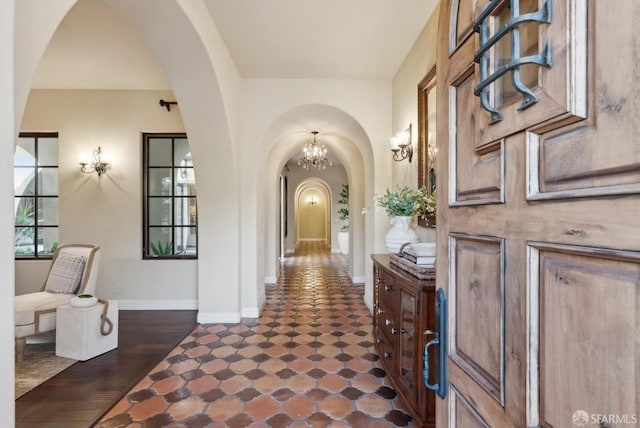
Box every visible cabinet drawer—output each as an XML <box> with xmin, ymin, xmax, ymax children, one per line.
<box><xmin>375</xmin><ymin>332</ymin><xmax>396</xmax><ymax>372</ymax></box>
<box><xmin>379</xmin><ymin>311</ymin><xmax>400</xmax><ymax>345</ymax></box>
<box><xmin>376</xmin><ymin>298</ymin><xmax>395</xmax><ymax>320</ymax></box>
<box><xmin>377</xmin><ymin>268</ymin><xmax>398</xmax><ymax>307</ymax></box>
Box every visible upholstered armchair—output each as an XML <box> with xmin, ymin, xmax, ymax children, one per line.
<box><xmin>15</xmin><ymin>244</ymin><xmax>100</xmax><ymax>362</ymax></box>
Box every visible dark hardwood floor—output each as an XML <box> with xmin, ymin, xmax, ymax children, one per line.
<box><xmin>15</xmin><ymin>310</ymin><xmax>197</xmax><ymax>428</ymax></box>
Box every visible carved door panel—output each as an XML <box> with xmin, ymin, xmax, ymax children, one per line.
<box><xmin>437</xmin><ymin>1</ymin><xmax>640</xmax><ymax>427</ymax></box>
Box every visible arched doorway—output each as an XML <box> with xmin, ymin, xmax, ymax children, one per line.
<box><xmin>256</xmin><ymin>104</ymin><xmax>376</xmax><ymax>305</ymax></box>
<box><xmin>294</xmin><ymin>180</ymin><xmax>332</xmax><ymax>250</ymax></box>
<box><xmin>14</xmin><ymin>0</ymin><xmax>241</xmax><ymax>323</ymax></box>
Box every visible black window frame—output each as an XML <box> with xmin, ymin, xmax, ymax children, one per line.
<box><xmin>142</xmin><ymin>132</ymin><xmax>198</xmax><ymax>260</ymax></box>
<box><xmin>14</xmin><ymin>132</ymin><xmax>59</xmax><ymax>259</ymax></box>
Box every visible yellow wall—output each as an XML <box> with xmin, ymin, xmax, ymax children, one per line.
<box><xmin>298</xmin><ymin>189</ymin><xmax>326</xmax><ymax>240</ymax></box>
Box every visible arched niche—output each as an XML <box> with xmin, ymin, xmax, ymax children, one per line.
<box><xmin>294</xmin><ymin>178</ymin><xmax>333</xmax><ymax>247</ymax></box>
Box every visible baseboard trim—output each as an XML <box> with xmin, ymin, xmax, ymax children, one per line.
<box><xmin>197</xmin><ymin>311</ymin><xmax>242</xmax><ymax>323</ymax></box>
<box><xmin>352</xmin><ymin>276</ymin><xmax>366</xmax><ymax>284</ymax></box>
<box><xmin>116</xmin><ymin>299</ymin><xmax>198</xmax><ymax>310</ymax></box>
<box><xmin>264</xmin><ymin>276</ymin><xmax>277</xmax><ymax>284</ymax></box>
<box><xmin>242</xmin><ymin>307</ymin><xmax>260</xmax><ymax>318</ymax></box>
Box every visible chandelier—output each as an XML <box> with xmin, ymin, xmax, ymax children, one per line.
<box><xmin>298</xmin><ymin>131</ymin><xmax>332</xmax><ymax>170</ymax></box>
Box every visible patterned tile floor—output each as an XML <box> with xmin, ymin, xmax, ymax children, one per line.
<box><xmin>97</xmin><ymin>242</ymin><xmax>414</xmax><ymax>427</ymax></box>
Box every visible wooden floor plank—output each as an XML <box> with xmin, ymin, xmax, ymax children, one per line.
<box><xmin>15</xmin><ymin>310</ymin><xmax>197</xmax><ymax>427</ymax></box>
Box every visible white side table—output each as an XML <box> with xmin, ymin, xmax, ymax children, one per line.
<box><xmin>56</xmin><ymin>301</ymin><xmax>118</xmax><ymax>361</ymax></box>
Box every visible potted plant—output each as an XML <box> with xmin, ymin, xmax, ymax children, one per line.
<box><xmin>337</xmin><ymin>184</ymin><xmax>349</xmax><ymax>254</ymax></box>
<box><xmin>375</xmin><ymin>185</ymin><xmax>434</xmax><ymax>253</ymax></box>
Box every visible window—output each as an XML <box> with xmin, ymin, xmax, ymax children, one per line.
<box><xmin>143</xmin><ymin>133</ymin><xmax>197</xmax><ymax>259</ymax></box>
<box><xmin>14</xmin><ymin>133</ymin><xmax>59</xmax><ymax>258</ymax></box>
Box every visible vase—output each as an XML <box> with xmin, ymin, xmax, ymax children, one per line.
<box><xmin>337</xmin><ymin>231</ymin><xmax>349</xmax><ymax>255</ymax></box>
<box><xmin>385</xmin><ymin>215</ymin><xmax>418</xmax><ymax>253</ymax></box>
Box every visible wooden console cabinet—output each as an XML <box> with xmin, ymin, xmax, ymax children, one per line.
<box><xmin>371</xmin><ymin>254</ymin><xmax>435</xmax><ymax>428</ymax></box>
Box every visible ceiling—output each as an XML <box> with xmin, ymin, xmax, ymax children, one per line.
<box><xmin>203</xmin><ymin>0</ymin><xmax>439</xmax><ymax>79</ymax></box>
<box><xmin>30</xmin><ymin>0</ymin><xmax>439</xmax><ymax>170</ymax></box>
<box><xmin>32</xmin><ymin>0</ymin><xmax>439</xmax><ymax>88</ymax></box>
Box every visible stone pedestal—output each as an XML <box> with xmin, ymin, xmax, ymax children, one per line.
<box><xmin>56</xmin><ymin>301</ymin><xmax>118</xmax><ymax>361</ymax></box>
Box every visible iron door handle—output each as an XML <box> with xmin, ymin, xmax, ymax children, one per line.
<box><xmin>423</xmin><ymin>332</ymin><xmax>439</xmax><ymax>390</ymax></box>
<box><xmin>423</xmin><ymin>288</ymin><xmax>447</xmax><ymax>399</ymax></box>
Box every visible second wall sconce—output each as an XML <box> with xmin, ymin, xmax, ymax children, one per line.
<box><xmin>80</xmin><ymin>146</ymin><xmax>109</xmax><ymax>176</ymax></box>
<box><xmin>390</xmin><ymin>123</ymin><xmax>413</xmax><ymax>162</ymax></box>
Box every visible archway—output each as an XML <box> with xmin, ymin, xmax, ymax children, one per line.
<box><xmin>294</xmin><ymin>179</ymin><xmax>333</xmax><ymax>249</ymax></box>
<box><xmin>14</xmin><ymin>0</ymin><xmax>242</xmax><ymax>325</ymax></box>
<box><xmin>254</xmin><ymin>104</ymin><xmax>376</xmax><ymax>311</ymax></box>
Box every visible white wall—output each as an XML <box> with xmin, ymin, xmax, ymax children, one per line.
<box><xmin>14</xmin><ymin>0</ymin><xmax>77</xmax><ymax>133</ymax></box>
<box><xmin>16</xmin><ymin>89</ymin><xmax>198</xmax><ymax>308</ymax></box>
<box><xmin>2</xmin><ymin>0</ymin><xmax>16</xmax><ymax>420</ymax></box>
<box><xmin>391</xmin><ymin>4</ymin><xmax>440</xmax><ymax>244</ymax></box>
<box><xmin>106</xmin><ymin>0</ymin><xmax>244</xmax><ymax>323</ymax></box>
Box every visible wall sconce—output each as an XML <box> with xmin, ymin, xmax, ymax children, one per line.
<box><xmin>307</xmin><ymin>196</ymin><xmax>318</xmax><ymax>206</ymax></box>
<box><xmin>390</xmin><ymin>124</ymin><xmax>413</xmax><ymax>162</ymax></box>
<box><xmin>79</xmin><ymin>146</ymin><xmax>109</xmax><ymax>176</ymax></box>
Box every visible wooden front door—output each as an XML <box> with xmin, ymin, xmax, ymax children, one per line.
<box><xmin>436</xmin><ymin>1</ymin><xmax>640</xmax><ymax>427</ymax></box>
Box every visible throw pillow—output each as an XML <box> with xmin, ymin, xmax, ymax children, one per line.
<box><xmin>45</xmin><ymin>253</ymin><xmax>86</xmax><ymax>294</ymax></box>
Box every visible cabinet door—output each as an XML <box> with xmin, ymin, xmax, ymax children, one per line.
<box><xmin>398</xmin><ymin>286</ymin><xmax>419</xmax><ymax>406</ymax></box>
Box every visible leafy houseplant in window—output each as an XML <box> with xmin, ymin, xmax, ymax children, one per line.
<box><xmin>14</xmin><ymin>200</ymin><xmax>35</xmax><ymax>254</ymax></box>
<box><xmin>337</xmin><ymin>184</ymin><xmax>349</xmax><ymax>255</ymax></box>
<box><xmin>149</xmin><ymin>239</ymin><xmax>174</xmax><ymax>256</ymax></box>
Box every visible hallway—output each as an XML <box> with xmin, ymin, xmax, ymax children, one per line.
<box><xmin>98</xmin><ymin>241</ymin><xmax>414</xmax><ymax>427</ymax></box>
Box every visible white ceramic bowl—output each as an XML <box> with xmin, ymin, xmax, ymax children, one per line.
<box><xmin>70</xmin><ymin>295</ymin><xmax>98</xmax><ymax>308</ymax></box>
<box><xmin>409</xmin><ymin>243</ymin><xmax>436</xmax><ymax>256</ymax></box>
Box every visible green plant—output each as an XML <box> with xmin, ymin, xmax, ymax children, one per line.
<box><xmin>14</xmin><ymin>200</ymin><xmax>35</xmax><ymax>247</ymax></box>
<box><xmin>337</xmin><ymin>184</ymin><xmax>349</xmax><ymax>232</ymax></box>
<box><xmin>15</xmin><ymin>200</ymin><xmax>35</xmax><ymax>226</ymax></box>
<box><xmin>375</xmin><ymin>185</ymin><xmax>434</xmax><ymax>219</ymax></box>
<box><xmin>150</xmin><ymin>239</ymin><xmax>173</xmax><ymax>256</ymax></box>
<box><xmin>48</xmin><ymin>241</ymin><xmax>59</xmax><ymax>254</ymax></box>
<box><xmin>14</xmin><ymin>247</ymin><xmax>35</xmax><ymax>256</ymax></box>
